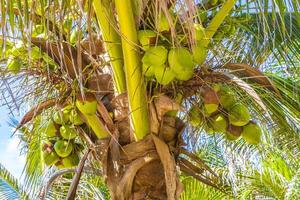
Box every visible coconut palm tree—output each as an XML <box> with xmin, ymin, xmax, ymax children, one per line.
<box><xmin>0</xmin><ymin>0</ymin><xmax>299</xmax><ymax>199</ymax></box>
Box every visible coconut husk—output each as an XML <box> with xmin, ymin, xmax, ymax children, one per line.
<box><xmin>87</xmin><ymin>74</ymin><xmax>114</xmax><ymax>95</ymax></box>
<box><xmin>227</xmin><ymin>124</ymin><xmax>242</xmax><ymax>137</ymax></box>
<box><xmin>201</xmin><ymin>86</ymin><xmax>219</xmax><ymax>104</ymax></box>
<box><xmin>96</xmin><ymin>121</ymin><xmax>185</xmax><ymax>200</ymax></box>
<box><xmin>159</xmin><ymin>116</ymin><xmax>177</xmax><ymax>142</ymax></box>
<box><xmin>112</xmin><ymin>93</ymin><xmax>129</xmax><ymax>121</ymax></box>
<box><xmin>154</xmin><ymin>95</ymin><xmax>181</xmax><ymax>121</ymax></box>
<box><xmin>81</xmin><ymin>35</ymin><xmax>104</xmax><ymax>57</ymax></box>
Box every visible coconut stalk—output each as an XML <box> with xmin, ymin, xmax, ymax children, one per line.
<box><xmin>114</xmin><ymin>0</ymin><xmax>150</xmax><ymax>140</ymax></box>
<box><xmin>203</xmin><ymin>0</ymin><xmax>237</xmax><ymax>47</ymax></box>
<box><xmin>92</xmin><ymin>0</ymin><xmax>126</xmax><ymax>93</ymax></box>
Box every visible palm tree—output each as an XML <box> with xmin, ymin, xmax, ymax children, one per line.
<box><xmin>0</xmin><ymin>0</ymin><xmax>299</xmax><ymax>199</ymax></box>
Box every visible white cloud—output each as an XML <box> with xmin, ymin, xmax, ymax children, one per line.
<box><xmin>0</xmin><ymin>136</ymin><xmax>26</xmax><ymax>180</ymax></box>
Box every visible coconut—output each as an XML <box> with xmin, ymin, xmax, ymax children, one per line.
<box><xmin>228</xmin><ymin>103</ymin><xmax>250</xmax><ymax>126</ymax></box>
<box><xmin>76</xmin><ymin>93</ymin><xmax>97</xmax><ymax>115</ymax></box>
<box><xmin>191</xmin><ymin>44</ymin><xmax>207</xmax><ymax>65</ymax></box>
<box><xmin>54</xmin><ymin>140</ymin><xmax>73</xmax><ymax>158</ymax></box>
<box><xmin>69</xmin><ymin>109</ymin><xmax>84</xmax><ymax>125</ymax></box>
<box><xmin>175</xmin><ymin>69</ymin><xmax>194</xmax><ymax>81</ymax></box>
<box><xmin>157</xmin><ymin>14</ymin><xmax>170</xmax><ymax>32</ymax></box>
<box><xmin>168</xmin><ymin>48</ymin><xmax>194</xmax><ymax>72</ymax></box>
<box><xmin>60</xmin><ymin>125</ymin><xmax>77</xmax><ymax>140</ymax></box>
<box><xmin>61</xmin><ymin>153</ymin><xmax>80</xmax><ymax>168</ymax></box>
<box><xmin>188</xmin><ymin>105</ymin><xmax>203</xmax><ymax>127</ymax></box>
<box><xmin>138</xmin><ymin>30</ymin><xmax>156</xmax><ymax>50</ymax></box>
<box><xmin>203</xmin><ymin>123</ymin><xmax>215</xmax><ymax>134</ymax></box>
<box><xmin>53</xmin><ymin>109</ymin><xmax>70</xmax><ymax>125</ymax></box>
<box><xmin>241</xmin><ymin>122</ymin><xmax>262</xmax><ymax>145</ymax></box>
<box><xmin>202</xmin><ymin>87</ymin><xmax>219</xmax><ymax>115</ymax></box>
<box><xmin>142</xmin><ymin>63</ymin><xmax>155</xmax><ymax>77</ymax></box>
<box><xmin>154</xmin><ymin>64</ymin><xmax>176</xmax><ymax>85</ymax></box>
<box><xmin>40</xmin><ymin>120</ymin><xmax>57</xmax><ymax>137</ymax></box>
<box><xmin>213</xmin><ymin>84</ymin><xmax>221</xmax><ymax>92</ymax></box>
<box><xmin>43</xmin><ymin>151</ymin><xmax>60</xmax><ymax>166</ymax></box>
<box><xmin>142</xmin><ymin>46</ymin><xmax>168</xmax><ymax>66</ymax></box>
<box><xmin>218</xmin><ymin>87</ymin><xmax>236</xmax><ymax>110</ymax></box>
<box><xmin>210</xmin><ymin>114</ymin><xmax>228</xmax><ymax>133</ymax></box>
<box><xmin>225</xmin><ymin>124</ymin><xmax>242</xmax><ymax>140</ymax></box>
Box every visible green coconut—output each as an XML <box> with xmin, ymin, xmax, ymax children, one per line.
<box><xmin>157</xmin><ymin>14</ymin><xmax>170</xmax><ymax>32</ymax></box>
<box><xmin>188</xmin><ymin>105</ymin><xmax>203</xmax><ymax>127</ymax></box>
<box><xmin>192</xmin><ymin>44</ymin><xmax>207</xmax><ymax>65</ymax></box>
<box><xmin>76</xmin><ymin>93</ymin><xmax>97</xmax><ymax>115</ymax></box>
<box><xmin>168</xmin><ymin>48</ymin><xmax>194</xmax><ymax>72</ymax></box>
<box><xmin>210</xmin><ymin>114</ymin><xmax>228</xmax><ymax>133</ymax></box>
<box><xmin>228</xmin><ymin>103</ymin><xmax>250</xmax><ymax>126</ymax></box>
<box><xmin>218</xmin><ymin>87</ymin><xmax>236</xmax><ymax>110</ymax></box>
<box><xmin>202</xmin><ymin>87</ymin><xmax>220</xmax><ymax>115</ymax></box>
<box><xmin>7</xmin><ymin>58</ymin><xmax>22</xmax><ymax>74</ymax></box>
<box><xmin>138</xmin><ymin>30</ymin><xmax>156</xmax><ymax>50</ymax></box>
<box><xmin>213</xmin><ymin>84</ymin><xmax>221</xmax><ymax>92</ymax></box>
<box><xmin>142</xmin><ymin>63</ymin><xmax>155</xmax><ymax>77</ymax></box>
<box><xmin>69</xmin><ymin>109</ymin><xmax>84</xmax><ymax>125</ymax></box>
<box><xmin>154</xmin><ymin>64</ymin><xmax>176</xmax><ymax>85</ymax></box>
<box><xmin>53</xmin><ymin>109</ymin><xmax>70</xmax><ymax>125</ymax></box>
<box><xmin>203</xmin><ymin>123</ymin><xmax>215</xmax><ymax>134</ymax></box>
<box><xmin>60</xmin><ymin>125</ymin><xmax>78</xmax><ymax>140</ymax></box>
<box><xmin>61</xmin><ymin>153</ymin><xmax>80</xmax><ymax>168</ymax></box>
<box><xmin>40</xmin><ymin>120</ymin><xmax>57</xmax><ymax>137</ymax></box>
<box><xmin>176</xmin><ymin>69</ymin><xmax>194</xmax><ymax>81</ymax></box>
<box><xmin>43</xmin><ymin>151</ymin><xmax>60</xmax><ymax>166</ymax></box>
<box><xmin>241</xmin><ymin>122</ymin><xmax>262</xmax><ymax>145</ymax></box>
<box><xmin>204</xmin><ymin>104</ymin><xmax>219</xmax><ymax>115</ymax></box>
<box><xmin>142</xmin><ymin>46</ymin><xmax>168</xmax><ymax>66</ymax></box>
<box><xmin>54</xmin><ymin>140</ymin><xmax>73</xmax><ymax>158</ymax></box>
<box><xmin>225</xmin><ymin>124</ymin><xmax>242</xmax><ymax>141</ymax></box>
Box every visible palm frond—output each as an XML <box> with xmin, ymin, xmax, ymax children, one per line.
<box><xmin>0</xmin><ymin>163</ymin><xmax>29</xmax><ymax>199</ymax></box>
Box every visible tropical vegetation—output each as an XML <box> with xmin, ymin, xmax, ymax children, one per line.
<box><xmin>0</xmin><ymin>0</ymin><xmax>299</xmax><ymax>199</ymax></box>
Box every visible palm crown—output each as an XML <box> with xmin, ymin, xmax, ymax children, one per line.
<box><xmin>0</xmin><ymin>0</ymin><xmax>299</xmax><ymax>199</ymax></box>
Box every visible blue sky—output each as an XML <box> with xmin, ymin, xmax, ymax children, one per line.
<box><xmin>0</xmin><ymin>106</ymin><xmax>25</xmax><ymax>180</ymax></box>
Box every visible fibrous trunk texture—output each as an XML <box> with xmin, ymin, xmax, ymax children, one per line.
<box><xmin>95</xmin><ymin>94</ymin><xmax>184</xmax><ymax>200</ymax></box>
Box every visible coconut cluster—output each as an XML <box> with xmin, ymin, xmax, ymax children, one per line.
<box><xmin>188</xmin><ymin>84</ymin><xmax>262</xmax><ymax>145</ymax></box>
<box><xmin>138</xmin><ymin>24</ymin><xmax>207</xmax><ymax>85</ymax></box>
<box><xmin>41</xmin><ymin>105</ymin><xmax>85</xmax><ymax>169</ymax></box>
